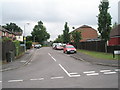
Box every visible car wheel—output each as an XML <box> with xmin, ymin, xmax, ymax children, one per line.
<box><xmin>65</xmin><ymin>51</ymin><xmax>67</xmax><ymax>54</ymax></box>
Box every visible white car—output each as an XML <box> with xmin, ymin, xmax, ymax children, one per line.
<box><xmin>34</xmin><ymin>44</ymin><xmax>42</xmax><ymax>49</ymax></box>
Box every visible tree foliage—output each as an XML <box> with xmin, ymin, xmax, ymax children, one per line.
<box><xmin>71</xmin><ymin>31</ymin><xmax>82</xmax><ymax>48</ymax></box>
<box><xmin>26</xmin><ymin>35</ymin><xmax>33</xmax><ymax>42</ymax></box>
<box><xmin>98</xmin><ymin>0</ymin><xmax>112</xmax><ymax>42</ymax></box>
<box><xmin>54</xmin><ymin>34</ymin><xmax>63</xmax><ymax>43</ymax></box>
<box><xmin>31</xmin><ymin>21</ymin><xmax>50</xmax><ymax>44</ymax></box>
<box><xmin>63</xmin><ymin>22</ymin><xmax>70</xmax><ymax>43</ymax></box>
<box><xmin>2</xmin><ymin>23</ymin><xmax>22</xmax><ymax>33</ymax></box>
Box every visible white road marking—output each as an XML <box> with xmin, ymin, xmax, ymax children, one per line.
<box><xmin>103</xmin><ymin>72</ymin><xmax>117</xmax><ymax>75</ymax></box>
<box><xmin>59</xmin><ymin>64</ymin><xmax>71</xmax><ymax>77</ymax></box>
<box><xmin>48</xmin><ymin>53</ymin><xmax>56</xmax><ymax>62</ymax></box>
<box><xmin>20</xmin><ymin>60</ymin><xmax>26</xmax><ymax>63</ymax></box>
<box><xmin>30</xmin><ymin>78</ymin><xmax>44</xmax><ymax>81</ymax></box>
<box><xmin>51</xmin><ymin>76</ymin><xmax>64</xmax><ymax>79</ymax></box>
<box><xmin>28</xmin><ymin>63</ymin><xmax>31</xmax><ymax>65</ymax></box>
<box><xmin>8</xmin><ymin>80</ymin><xmax>23</xmax><ymax>82</ymax></box>
<box><xmin>100</xmin><ymin>70</ymin><xmax>111</xmax><ymax>72</ymax></box>
<box><xmin>0</xmin><ymin>81</ymin><xmax>2</xmax><ymax>82</ymax></box>
<box><xmin>70</xmin><ymin>75</ymin><xmax>81</xmax><ymax>77</ymax></box>
<box><xmin>83</xmin><ymin>71</ymin><xmax>95</xmax><ymax>73</ymax></box>
<box><xmin>48</xmin><ymin>53</ymin><xmax>52</xmax><ymax>57</ymax></box>
<box><xmin>69</xmin><ymin>72</ymin><xmax>78</xmax><ymax>75</ymax></box>
<box><xmin>1</xmin><ymin>68</ymin><xmax>12</xmax><ymax>71</ymax></box>
<box><xmin>86</xmin><ymin>73</ymin><xmax>99</xmax><ymax>76</ymax></box>
<box><xmin>115</xmin><ymin>69</ymin><xmax>120</xmax><ymax>72</ymax></box>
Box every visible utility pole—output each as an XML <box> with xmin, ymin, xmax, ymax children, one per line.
<box><xmin>24</xmin><ymin>23</ymin><xmax>30</xmax><ymax>52</ymax></box>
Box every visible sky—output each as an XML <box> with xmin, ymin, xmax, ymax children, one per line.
<box><xmin>0</xmin><ymin>0</ymin><xmax>119</xmax><ymax>41</ymax></box>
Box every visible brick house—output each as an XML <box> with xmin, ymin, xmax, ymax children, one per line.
<box><xmin>0</xmin><ymin>26</ymin><xmax>16</xmax><ymax>40</ymax></box>
<box><xmin>108</xmin><ymin>24</ymin><xmax>120</xmax><ymax>46</ymax></box>
<box><xmin>71</xmin><ymin>25</ymin><xmax>98</xmax><ymax>42</ymax></box>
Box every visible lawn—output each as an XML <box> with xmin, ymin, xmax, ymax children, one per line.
<box><xmin>77</xmin><ymin>49</ymin><xmax>119</xmax><ymax>60</ymax></box>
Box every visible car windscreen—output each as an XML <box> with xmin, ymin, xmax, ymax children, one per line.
<box><xmin>66</xmin><ymin>45</ymin><xmax>74</xmax><ymax>48</ymax></box>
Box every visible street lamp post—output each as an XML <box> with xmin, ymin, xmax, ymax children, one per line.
<box><xmin>24</xmin><ymin>23</ymin><xmax>30</xmax><ymax>52</ymax></box>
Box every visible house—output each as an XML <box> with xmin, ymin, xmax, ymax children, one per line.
<box><xmin>108</xmin><ymin>24</ymin><xmax>120</xmax><ymax>46</ymax></box>
<box><xmin>0</xmin><ymin>26</ymin><xmax>16</xmax><ymax>40</ymax></box>
<box><xmin>71</xmin><ymin>25</ymin><xmax>98</xmax><ymax>42</ymax></box>
<box><xmin>15</xmin><ymin>32</ymin><xmax>23</xmax><ymax>42</ymax></box>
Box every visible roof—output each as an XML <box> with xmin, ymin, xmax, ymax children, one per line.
<box><xmin>73</xmin><ymin>25</ymin><xmax>98</xmax><ymax>42</ymax></box>
<box><xmin>0</xmin><ymin>26</ymin><xmax>16</xmax><ymax>35</ymax></box>
<box><xmin>110</xmin><ymin>24</ymin><xmax>120</xmax><ymax>37</ymax></box>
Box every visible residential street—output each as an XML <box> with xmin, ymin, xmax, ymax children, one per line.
<box><xmin>2</xmin><ymin>47</ymin><xmax>119</xmax><ymax>88</ymax></box>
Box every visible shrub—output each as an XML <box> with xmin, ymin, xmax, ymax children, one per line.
<box><xmin>13</xmin><ymin>40</ymin><xmax>20</xmax><ymax>56</ymax></box>
<box><xmin>26</xmin><ymin>41</ymin><xmax>32</xmax><ymax>49</ymax></box>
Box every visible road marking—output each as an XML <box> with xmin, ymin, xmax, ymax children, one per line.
<box><xmin>20</xmin><ymin>60</ymin><xmax>26</xmax><ymax>63</ymax></box>
<box><xmin>70</xmin><ymin>75</ymin><xmax>81</xmax><ymax>77</ymax></box>
<box><xmin>58</xmin><ymin>64</ymin><xmax>71</xmax><ymax>77</ymax></box>
<box><xmin>100</xmin><ymin>70</ymin><xmax>111</xmax><ymax>72</ymax></box>
<box><xmin>48</xmin><ymin>53</ymin><xmax>56</xmax><ymax>62</ymax></box>
<box><xmin>1</xmin><ymin>68</ymin><xmax>12</xmax><ymax>72</ymax></box>
<box><xmin>28</xmin><ymin>63</ymin><xmax>31</xmax><ymax>65</ymax></box>
<box><xmin>103</xmin><ymin>72</ymin><xmax>117</xmax><ymax>75</ymax></box>
<box><xmin>0</xmin><ymin>81</ymin><xmax>2</xmax><ymax>83</ymax></box>
<box><xmin>115</xmin><ymin>69</ymin><xmax>120</xmax><ymax>72</ymax></box>
<box><xmin>30</xmin><ymin>78</ymin><xmax>44</xmax><ymax>81</ymax></box>
<box><xmin>8</xmin><ymin>80</ymin><xmax>23</xmax><ymax>82</ymax></box>
<box><xmin>51</xmin><ymin>76</ymin><xmax>64</xmax><ymax>79</ymax></box>
<box><xmin>69</xmin><ymin>72</ymin><xmax>78</xmax><ymax>75</ymax></box>
<box><xmin>48</xmin><ymin>53</ymin><xmax>52</xmax><ymax>57</ymax></box>
<box><xmin>86</xmin><ymin>73</ymin><xmax>99</xmax><ymax>76</ymax></box>
<box><xmin>83</xmin><ymin>71</ymin><xmax>95</xmax><ymax>73</ymax></box>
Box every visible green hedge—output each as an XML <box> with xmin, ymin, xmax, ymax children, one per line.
<box><xmin>13</xmin><ymin>40</ymin><xmax>20</xmax><ymax>56</ymax></box>
<box><xmin>26</xmin><ymin>41</ymin><xmax>32</xmax><ymax>49</ymax></box>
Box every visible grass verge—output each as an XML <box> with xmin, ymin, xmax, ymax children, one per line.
<box><xmin>77</xmin><ymin>49</ymin><xmax>119</xmax><ymax>60</ymax></box>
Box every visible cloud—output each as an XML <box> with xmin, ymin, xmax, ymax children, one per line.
<box><xmin>1</xmin><ymin>0</ymin><xmax>119</xmax><ymax>40</ymax></box>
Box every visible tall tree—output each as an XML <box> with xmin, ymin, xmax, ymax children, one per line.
<box><xmin>54</xmin><ymin>34</ymin><xmax>63</xmax><ymax>43</ymax></box>
<box><xmin>97</xmin><ymin>0</ymin><xmax>112</xmax><ymax>52</ymax></box>
<box><xmin>112</xmin><ymin>22</ymin><xmax>118</xmax><ymax>29</ymax></box>
<box><xmin>63</xmin><ymin>22</ymin><xmax>70</xmax><ymax>43</ymax></box>
<box><xmin>31</xmin><ymin>21</ymin><xmax>50</xmax><ymax>44</ymax></box>
<box><xmin>2</xmin><ymin>23</ymin><xmax>22</xmax><ymax>32</ymax></box>
<box><xmin>72</xmin><ymin>31</ymin><xmax>82</xmax><ymax>49</ymax></box>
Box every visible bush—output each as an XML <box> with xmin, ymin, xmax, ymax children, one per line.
<box><xmin>2</xmin><ymin>37</ymin><xmax>11</xmax><ymax>42</ymax></box>
<box><xmin>26</xmin><ymin>41</ymin><xmax>32</xmax><ymax>49</ymax></box>
<box><xmin>13</xmin><ymin>40</ymin><xmax>20</xmax><ymax>56</ymax></box>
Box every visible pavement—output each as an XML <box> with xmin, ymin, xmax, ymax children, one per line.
<box><xmin>1</xmin><ymin>48</ymin><xmax>36</xmax><ymax>72</ymax></box>
<box><xmin>1</xmin><ymin>48</ymin><xmax>119</xmax><ymax>72</ymax></box>
<box><xmin>70</xmin><ymin>52</ymin><xmax>120</xmax><ymax>67</ymax></box>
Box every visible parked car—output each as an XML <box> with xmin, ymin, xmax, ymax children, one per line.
<box><xmin>54</xmin><ymin>44</ymin><xmax>63</xmax><ymax>50</ymax></box>
<box><xmin>63</xmin><ymin>45</ymin><xmax>77</xmax><ymax>54</ymax></box>
<box><xmin>34</xmin><ymin>44</ymin><xmax>42</xmax><ymax>49</ymax></box>
<box><xmin>52</xmin><ymin>43</ymin><xmax>58</xmax><ymax>49</ymax></box>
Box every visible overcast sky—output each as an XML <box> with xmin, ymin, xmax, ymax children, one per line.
<box><xmin>0</xmin><ymin>0</ymin><xmax>119</xmax><ymax>41</ymax></box>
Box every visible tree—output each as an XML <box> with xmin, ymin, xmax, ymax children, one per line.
<box><xmin>97</xmin><ymin>0</ymin><xmax>112</xmax><ymax>52</ymax></box>
<box><xmin>54</xmin><ymin>34</ymin><xmax>63</xmax><ymax>43</ymax></box>
<box><xmin>31</xmin><ymin>21</ymin><xmax>50</xmax><ymax>44</ymax></box>
<box><xmin>63</xmin><ymin>22</ymin><xmax>70</xmax><ymax>43</ymax></box>
<box><xmin>112</xmin><ymin>22</ymin><xmax>118</xmax><ymax>29</ymax></box>
<box><xmin>2</xmin><ymin>23</ymin><xmax>22</xmax><ymax>33</ymax></box>
<box><xmin>26</xmin><ymin>35</ymin><xmax>33</xmax><ymax>42</ymax></box>
<box><xmin>72</xmin><ymin>31</ymin><xmax>82</xmax><ymax>49</ymax></box>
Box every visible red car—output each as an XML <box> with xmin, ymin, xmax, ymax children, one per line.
<box><xmin>63</xmin><ymin>45</ymin><xmax>77</xmax><ymax>54</ymax></box>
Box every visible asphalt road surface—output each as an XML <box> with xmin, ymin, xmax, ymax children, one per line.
<box><xmin>2</xmin><ymin>47</ymin><xmax>119</xmax><ymax>88</ymax></box>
